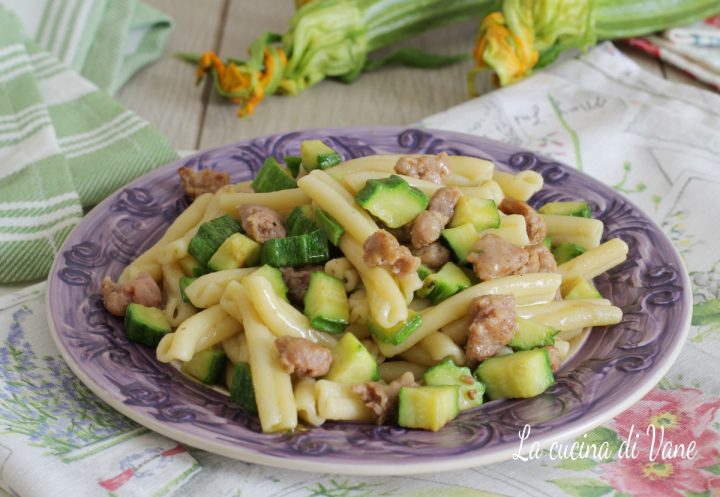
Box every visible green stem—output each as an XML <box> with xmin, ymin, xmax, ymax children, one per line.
<box><xmin>359</xmin><ymin>0</ymin><xmax>501</xmax><ymax>51</ymax></box>
<box><xmin>595</xmin><ymin>0</ymin><xmax>720</xmax><ymax>39</ymax></box>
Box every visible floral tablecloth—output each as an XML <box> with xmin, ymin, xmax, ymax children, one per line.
<box><xmin>1</xmin><ymin>43</ymin><xmax>719</xmax><ymax>497</ymax></box>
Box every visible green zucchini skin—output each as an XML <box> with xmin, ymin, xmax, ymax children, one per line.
<box><xmin>538</xmin><ymin>201</ymin><xmax>592</xmax><ymax>218</ymax></box>
<box><xmin>181</xmin><ymin>347</ymin><xmax>227</xmax><ymax>384</ymax></box>
<box><xmin>188</xmin><ymin>215</ymin><xmax>243</xmax><ymax>269</ymax></box>
<box><xmin>423</xmin><ymin>359</ymin><xmax>485</xmax><ymax>411</ymax></box>
<box><xmin>303</xmin><ymin>272</ymin><xmax>349</xmax><ymax>333</ymax></box>
<box><xmin>251</xmin><ymin>156</ymin><xmax>297</xmax><ymax>193</ymax></box>
<box><xmin>229</xmin><ymin>362</ymin><xmax>258</xmax><ymax>414</ymax></box>
<box><xmin>475</xmin><ymin>349</ymin><xmax>555</xmax><ymax>400</ymax></box>
<box><xmin>368</xmin><ymin>311</ymin><xmax>422</xmax><ymax>346</ymax></box>
<box><xmin>508</xmin><ymin>318</ymin><xmax>559</xmax><ymax>351</ymax></box>
<box><xmin>260</xmin><ymin>230</ymin><xmax>330</xmax><ymax>267</ymax></box>
<box><xmin>552</xmin><ymin>242</ymin><xmax>586</xmax><ymax>265</ymax></box>
<box><xmin>417</xmin><ymin>262</ymin><xmax>471</xmax><ymax>304</ymax></box>
<box><xmin>124</xmin><ymin>303</ymin><xmax>172</xmax><ymax>348</ymax></box>
<box><xmin>355</xmin><ymin>175</ymin><xmax>429</xmax><ymax>228</ymax></box>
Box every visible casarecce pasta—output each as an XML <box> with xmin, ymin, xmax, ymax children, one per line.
<box><xmin>103</xmin><ymin>142</ymin><xmax>627</xmax><ymax>433</ymax></box>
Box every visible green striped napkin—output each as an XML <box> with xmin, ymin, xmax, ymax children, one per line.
<box><xmin>0</xmin><ymin>6</ymin><xmax>178</xmax><ymax>283</ymax></box>
<box><xmin>1</xmin><ymin>0</ymin><xmax>174</xmax><ymax>95</ymax></box>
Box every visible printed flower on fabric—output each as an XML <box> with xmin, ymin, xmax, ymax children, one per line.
<box><xmin>602</xmin><ymin>387</ymin><xmax>720</xmax><ymax>497</ymax></box>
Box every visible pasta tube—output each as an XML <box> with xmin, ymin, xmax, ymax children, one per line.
<box><xmin>226</xmin><ymin>281</ymin><xmax>297</xmax><ymax>432</ymax></box>
<box><xmin>219</xmin><ymin>188</ymin><xmax>310</xmax><ymax>216</ymax></box>
<box><xmin>294</xmin><ymin>377</ymin><xmax>325</xmax><ymax>427</ymax></box>
<box><xmin>119</xmin><ymin>192</ymin><xmax>213</xmax><ymax>283</ymax></box>
<box><xmin>298</xmin><ymin>170</ymin><xmax>378</xmax><ymax>243</ymax></box>
<box><xmin>162</xmin><ymin>262</ymin><xmax>197</xmax><ymax>327</ymax></box>
<box><xmin>376</xmin><ymin>273</ymin><xmax>561</xmax><ymax>357</ymax></box>
<box><xmin>157</xmin><ymin>305</ymin><xmax>242</xmax><ymax>362</ymax></box>
<box><xmin>185</xmin><ymin>268</ymin><xmax>257</xmax><ymax>308</ymax></box>
<box><xmin>244</xmin><ymin>274</ymin><xmax>337</xmax><ymax>347</ymax></box>
<box><xmin>340</xmin><ymin>235</ymin><xmax>408</xmax><ymax>328</ymax></box>
<box><xmin>558</xmin><ymin>238</ymin><xmax>629</xmax><ymax>283</ymax></box>
<box><xmin>493</xmin><ymin>170</ymin><xmax>543</xmax><ymax>201</ymax></box>
<box><xmin>315</xmin><ymin>380</ymin><xmax>373</xmax><ymax>422</ymax></box>
<box><xmin>542</xmin><ymin>214</ymin><xmax>604</xmax><ymax>249</ymax></box>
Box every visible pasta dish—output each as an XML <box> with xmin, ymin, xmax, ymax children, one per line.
<box><xmin>101</xmin><ymin>141</ymin><xmax>627</xmax><ymax>433</ymax></box>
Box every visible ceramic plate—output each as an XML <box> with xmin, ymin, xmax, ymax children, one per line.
<box><xmin>46</xmin><ymin>127</ymin><xmax>691</xmax><ymax>475</ymax></box>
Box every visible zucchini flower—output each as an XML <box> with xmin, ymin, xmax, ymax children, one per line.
<box><xmin>193</xmin><ymin>0</ymin><xmax>500</xmax><ymax>117</ymax></box>
<box><xmin>471</xmin><ymin>0</ymin><xmax>720</xmax><ymax>89</ymax></box>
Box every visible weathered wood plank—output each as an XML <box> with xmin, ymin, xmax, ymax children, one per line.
<box><xmin>116</xmin><ymin>0</ymin><xmax>228</xmax><ymax>151</ymax></box>
<box><xmin>197</xmin><ymin>0</ymin><xmax>489</xmax><ymax>149</ymax></box>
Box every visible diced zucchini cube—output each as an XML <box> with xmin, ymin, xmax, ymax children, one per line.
<box><xmin>423</xmin><ymin>359</ymin><xmax>485</xmax><ymax>411</ymax></box>
<box><xmin>181</xmin><ymin>347</ymin><xmax>227</xmax><ymax>384</ymax></box>
<box><xmin>301</xmin><ymin>140</ymin><xmax>342</xmax><ymax>171</ymax></box>
<box><xmin>325</xmin><ymin>333</ymin><xmax>379</xmax><ymax>384</ymax></box>
<box><xmin>207</xmin><ymin>233</ymin><xmax>261</xmax><ymax>272</ymax></box>
<box><xmin>124</xmin><ymin>303</ymin><xmax>172</xmax><ymax>347</ymax></box>
<box><xmin>508</xmin><ymin>318</ymin><xmax>559</xmax><ymax>351</ymax></box>
<box><xmin>449</xmin><ymin>197</ymin><xmax>500</xmax><ymax>231</ymax></box>
<box><xmin>229</xmin><ymin>362</ymin><xmax>258</xmax><ymax>414</ymax></box>
<box><xmin>441</xmin><ymin>223</ymin><xmax>478</xmax><ymax>264</ymax></box>
<box><xmin>417</xmin><ymin>262</ymin><xmax>471</xmax><ymax>304</ymax></box>
<box><xmin>251</xmin><ymin>156</ymin><xmax>297</xmax><ymax>193</ymax></box>
<box><xmin>475</xmin><ymin>349</ymin><xmax>555</xmax><ymax>400</ymax></box>
<box><xmin>562</xmin><ymin>276</ymin><xmax>602</xmax><ymax>300</ymax></box>
<box><xmin>355</xmin><ymin>175</ymin><xmax>429</xmax><ymax>228</ymax></box>
<box><xmin>552</xmin><ymin>242</ymin><xmax>586</xmax><ymax>265</ymax></box>
<box><xmin>304</xmin><ymin>272</ymin><xmax>349</xmax><ymax>333</ymax></box>
<box><xmin>398</xmin><ymin>386</ymin><xmax>459</xmax><ymax>432</ymax></box>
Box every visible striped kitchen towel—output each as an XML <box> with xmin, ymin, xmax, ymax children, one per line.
<box><xmin>0</xmin><ymin>6</ymin><xmax>177</xmax><ymax>283</ymax></box>
<box><xmin>0</xmin><ymin>0</ymin><xmax>174</xmax><ymax>95</ymax></box>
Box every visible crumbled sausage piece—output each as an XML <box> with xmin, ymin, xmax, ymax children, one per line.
<box><xmin>275</xmin><ymin>336</ymin><xmax>333</xmax><ymax>378</ymax></box>
<box><xmin>237</xmin><ymin>203</ymin><xmax>286</xmax><ymax>243</ymax></box>
<box><xmin>520</xmin><ymin>244</ymin><xmax>558</xmax><ymax>274</ymax></box>
<box><xmin>363</xmin><ymin>230</ymin><xmax>420</xmax><ymax>276</ymax></box>
<box><xmin>280</xmin><ymin>265</ymin><xmax>324</xmax><ymax>304</ymax></box>
<box><xmin>499</xmin><ymin>198</ymin><xmax>546</xmax><ymax>245</ymax></box>
<box><xmin>545</xmin><ymin>345</ymin><xmax>562</xmax><ymax>372</ymax></box>
<box><xmin>428</xmin><ymin>186</ymin><xmax>462</xmax><ymax>220</ymax></box>
<box><xmin>467</xmin><ymin>234</ymin><xmax>529</xmax><ymax>281</ymax></box>
<box><xmin>410</xmin><ymin>210</ymin><xmax>446</xmax><ymax>249</ymax></box>
<box><xmin>351</xmin><ymin>371</ymin><xmax>417</xmax><ymax>424</ymax></box>
<box><xmin>394</xmin><ymin>153</ymin><xmax>450</xmax><ymax>185</ymax></box>
<box><xmin>465</xmin><ymin>295</ymin><xmax>517</xmax><ymax>364</ymax></box>
<box><xmin>412</xmin><ymin>242</ymin><xmax>451</xmax><ymax>270</ymax></box>
<box><xmin>178</xmin><ymin>167</ymin><xmax>230</xmax><ymax>200</ymax></box>
<box><xmin>102</xmin><ymin>272</ymin><xmax>162</xmax><ymax>317</ymax></box>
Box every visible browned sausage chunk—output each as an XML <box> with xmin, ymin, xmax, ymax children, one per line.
<box><xmin>467</xmin><ymin>234</ymin><xmax>529</xmax><ymax>281</ymax></box>
<box><xmin>363</xmin><ymin>230</ymin><xmax>420</xmax><ymax>276</ymax></box>
<box><xmin>280</xmin><ymin>265</ymin><xmax>324</xmax><ymax>304</ymax></box>
<box><xmin>428</xmin><ymin>186</ymin><xmax>462</xmax><ymax>220</ymax></box>
<box><xmin>237</xmin><ymin>203</ymin><xmax>286</xmax><ymax>243</ymax></box>
<box><xmin>351</xmin><ymin>371</ymin><xmax>417</xmax><ymax>424</ymax></box>
<box><xmin>520</xmin><ymin>243</ymin><xmax>558</xmax><ymax>274</ymax></box>
<box><xmin>410</xmin><ymin>210</ymin><xmax>446</xmax><ymax>249</ymax></box>
<box><xmin>499</xmin><ymin>198</ymin><xmax>546</xmax><ymax>245</ymax></box>
<box><xmin>275</xmin><ymin>336</ymin><xmax>333</xmax><ymax>378</ymax></box>
<box><xmin>394</xmin><ymin>153</ymin><xmax>450</xmax><ymax>185</ymax></box>
<box><xmin>102</xmin><ymin>272</ymin><xmax>162</xmax><ymax>317</ymax></box>
<box><xmin>178</xmin><ymin>167</ymin><xmax>230</xmax><ymax>200</ymax></box>
<box><xmin>412</xmin><ymin>242</ymin><xmax>451</xmax><ymax>270</ymax></box>
<box><xmin>465</xmin><ymin>295</ymin><xmax>517</xmax><ymax>364</ymax></box>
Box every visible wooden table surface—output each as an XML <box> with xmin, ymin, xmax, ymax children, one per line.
<box><xmin>116</xmin><ymin>0</ymin><xmax>709</xmax><ymax>153</ymax></box>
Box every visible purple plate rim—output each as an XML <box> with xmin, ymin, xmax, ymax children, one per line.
<box><xmin>45</xmin><ymin>126</ymin><xmax>692</xmax><ymax>475</ymax></box>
